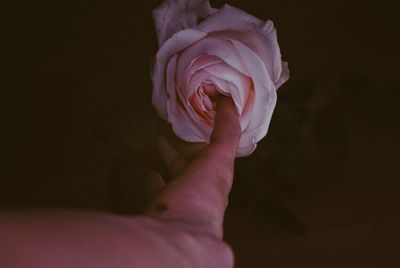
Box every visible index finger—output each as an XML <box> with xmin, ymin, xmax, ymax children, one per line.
<box><xmin>210</xmin><ymin>96</ymin><xmax>241</xmax><ymax>154</ymax></box>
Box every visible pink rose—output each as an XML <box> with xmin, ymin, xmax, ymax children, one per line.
<box><xmin>151</xmin><ymin>0</ymin><xmax>289</xmax><ymax>157</ymax></box>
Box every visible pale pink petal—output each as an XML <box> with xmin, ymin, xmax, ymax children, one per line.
<box><xmin>230</xmin><ymin>39</ymin><xmax>277</xmax><ymax>156</ymax></box>
<box><xmin>210</xmin><ymin>29</ymin><xmax>289</xmax><ymax>88</ymax></box>
<box><xmin>239</xmin><ymin>86</ymin><xmax>255</xmax><ymax>133</ymax></box>
<box><xmin>152</xmin><ymin>0</ymin><xmax>216</xmax><ymax>46</ymax></box>
<box><xmin>202</xmin><ymin>62</ymin><xmax>252</xmax><ymax>113</ymax></box>
<box><xmin>189</xmin><ymin>74</ymin><xmax>232</xmax><ymax>101</ymax></box>
<box><xmin>180</xmin><ymin>69</ymin><xmax>215</xmax><ymax>134</ymax></box>
<box><xmin>152</xmin><ymin>29</ymin><xmax>207</xmax><ymax>119</ymax></box>
<box><xmin>202</xmin><ymin>94</ymin><xmax>213</xmax><ymax>111</ymax></box>
<box><xmin>166</xmin><ymin>55</ymin><xmax>210</xmax><ymax>141</ymax></box>
<box><xmin>188</xmin><ymin>91</ymin><xmax>214</xmax><ymax>125</ymax></box>
<box><xmin>197</xmin><ymin>4</ymin><xmax>264</xmax><ymax>33</ymax></box>
<box><xmin>185</xmin><ymin>69</ymin><xmax>211</xmax><ymax>99</ymax></box>
<box><xmin>236</xmin><ymin>143</ymin><xmax>257</xmax><ymax>158</ymax></box>
<box><xmin>257</xmin><ymin>20</ymin><xmax>288</xmax><ymax>87</ymax></box>
<box><xmin>206</xmin><ymin>76</ymin><xmax>231</xmax><ymax>96</ymax></box>
<box><xmin>175</xmin><ymin>36</ymin><xmax>250</xmax><ymax>82</ymax></box>
<box><xmin>196</xmin><ymin>4</ymin><xmax>289</xmax><ymax>89</ymax></box>
<box><xmin>178</xmin><ymin>54</ymin><xmax>222</xmax><ymax>95</ymax></box>
<box><xmin>275</xmin><ymin>61</ymin><xmax>290</xmax><ymax>88</ymax></box>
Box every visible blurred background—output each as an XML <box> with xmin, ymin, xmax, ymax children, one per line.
<box><xmin>3</xmin><ymin>0</ymin><xmax>399</xmax><ymax>267</ymax></box>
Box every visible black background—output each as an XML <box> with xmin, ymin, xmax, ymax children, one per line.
<box><xmin>2</xmin><ymin>0</ymin><xmax>400</xmax><ymax>267</ymax></box>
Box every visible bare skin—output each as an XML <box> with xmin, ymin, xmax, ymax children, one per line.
<box><xmin>0</xmin><ymin>96</ymin><xmax>240</xmax><ymax>268</ymax></box>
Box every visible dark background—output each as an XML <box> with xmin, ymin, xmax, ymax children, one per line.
<box><xmin>3</xmin><ymin>0</ymin><xmax>400</xmax><ymax>267</ymax></box>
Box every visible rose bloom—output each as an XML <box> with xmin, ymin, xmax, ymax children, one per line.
<box><xmin>151</xmin><ymin>0</ymin><xmax>289</xmax><ymax>157</ymax></box>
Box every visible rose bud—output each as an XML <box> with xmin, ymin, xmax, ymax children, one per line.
<box><xmin>151</xmin><ymin>0</ymin><xmax>289</xmax><ymax>157</ymax></box>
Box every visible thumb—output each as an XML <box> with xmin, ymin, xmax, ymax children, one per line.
<box><xmin>144</xmin><ymin>172</ymin><xmax>166</xmax><ymax>203</ymax></box>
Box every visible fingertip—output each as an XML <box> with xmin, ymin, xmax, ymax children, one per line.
<box><xmin>211</xmin><ymin>96</ymin><xmax>241</xmax><ymax>149</ymax></box>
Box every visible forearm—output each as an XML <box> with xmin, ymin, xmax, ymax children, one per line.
<box><xmin>0</xmin><ymin>210</ymin><xmax>232</xmax><ymax>268</ymax></box>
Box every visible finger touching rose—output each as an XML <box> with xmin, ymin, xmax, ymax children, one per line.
<box><xmin>151</xmin><ymin>0</ymin><xmax>289</xmax><ymax>157</ymax></box>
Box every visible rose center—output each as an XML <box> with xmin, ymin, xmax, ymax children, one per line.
<box><xmin>201</xmin><ymin>80</ymin><xmax>220</xmax><ymax>104</ymax></box>
<box><xmin>198</xmin><ymin>79</ymin><xmax>221</xmax><ymax>111</ymax></box>
<box><xmin>188</xmin><ymin>79</ymin><xmax>221</xmax><ymax>124</ymax></box>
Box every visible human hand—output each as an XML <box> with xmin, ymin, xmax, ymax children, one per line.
<box><xmin>146</xmin><ymin>95</ymin><xmax>241</xmax><ymax>237</ymax></box>
<box><xmin>0</xmin><ymin>96</ymin><xmax>241</xmax><ymax>268</ymax></box>
<box><xmin>137</xmin><ymin>96</ymin><xmax>240</xmax><ymax>267</ymax></box>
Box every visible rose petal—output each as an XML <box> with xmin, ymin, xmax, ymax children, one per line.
<box><xmin>196</xmin><ymin>4</ymin><xmax>289</xmax><ymax>88</ymax></box>
<box><xmin>179</xmin><ymin>54</ymin><xmax>222</xmax><ymax>98</ymax></box>
<box><xmin>153</xmin><ymin>0</ymin><xmax>216</xmax><ymax>46</ymax></box>
<box><xmin>202</xmin><ymin>62</ymin><xmax>252</xmax><ymax>112</ymax></box>
<box><xmin>202</xmin><ymin>94</ymin><xmax>213</xmax><ymax>111</ymax></box>
<box><xmin>178</xmin><ymin>68</ymin><xmax>215</xmax><ymax>134</ymax></box>
<box><xmin>186</xmin><ymin>70</ymin><xmax>232</xmax><ymax>103</ymax></box>
<box><xmin>210</xmin><ymin>29</ymin><xmax>289</xmax><ymax>88</ymax></box>
<box><xmin>275</xmin><ymin>61</ymin><xmax>290</xmax><ymax>88</ymax></box>
<box><xmin>236</xmin><ymin>143</ymin><xmax>257</xmax><ymax>158</ymax></box>
<box><xmin>229</xmin><ymin>39</ymin><xmax>277</xmax><ymax>155</ymax></box>
<box><xmin>197</xmin><ymin>4</ymin><xmax>264</xmax><ymax>33</ymax></box>
<box><xmin>166</xmin><ymin>55</ymin><xmax>211</xmax><ymax>141</ymax></box>
<box><xmin>152</xmin><ymin>28</ymin><xmax>207</xmax><ymax>119</ymax></box>
<box><xmin>175</xmin><ymin>36</ymin><xmax>250</xmax><ymax>84</ymax></box>
<box><xmin>188</xmin><ymin>91</ymin><xmax>214</xmax><ymax>125</ymax></box>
